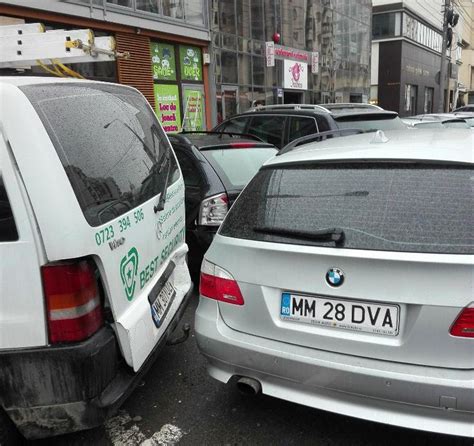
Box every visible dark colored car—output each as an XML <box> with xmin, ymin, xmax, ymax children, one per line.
<box><xmin>169</xmin><ymin>132</ymin><xmax>278</xmax><ymax>276</ymax></box>
<box><xmin>213</xmin><ymin>104</ymin><xmax>406</xmax><ymax>148</ymax></box>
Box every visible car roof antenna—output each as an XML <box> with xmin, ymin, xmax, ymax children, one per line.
<box><xmin>370</xmin><ymin>130</ymin><xmax>389</xmax><ymax>144</ymax></box>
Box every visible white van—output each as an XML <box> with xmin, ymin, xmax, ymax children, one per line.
<box><xmin>0</xmin><ymin>77</ymin><xmax>192</xmax><ymax>441</ymax></box>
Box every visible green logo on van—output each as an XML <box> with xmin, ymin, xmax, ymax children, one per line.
<box><xmin>120</xmin><ymin>247</ymin><xmax>139</xmax><ymax>301</ymax></box>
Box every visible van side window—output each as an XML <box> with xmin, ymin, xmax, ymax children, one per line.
<box><xmin>21</xmin><ymin>83</ymin><xmax>179</xmax><ymax>226</ymax></box>
<box><xmin>0</xmin><ymin>177</ymin><xmax>18</xmax><ymax>242</ymax></box>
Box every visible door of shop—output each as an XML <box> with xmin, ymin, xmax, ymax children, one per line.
<box><xmin>284</xmin><ymin>91</ymin><xmax>303</xmax><ymax>104</ymax></box>
<box><xmin>182</xmin><ymin>84</ymin><xmax>206</xmax><ymax>131</ymax></box>
<box><xmin>220</xmin><ymin>86</ymin><xmax>238</xmax><ymax>122</ymax></box>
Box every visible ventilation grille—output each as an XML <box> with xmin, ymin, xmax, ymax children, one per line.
<box><xmin>116</xmin><ymin>33</ymin><xmax>155</xmax><ymax>109</ymax></box>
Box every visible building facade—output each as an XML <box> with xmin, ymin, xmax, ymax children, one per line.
<box><xmin>371</xmin><ymin>0</ymin><xmax>465</xmax><ymax>116</ymax></box>
<box><xmin>0</xmin><ymin>0</ymin><xmax>212</xmax><ymax>133</ymax></box>
<box><xmin>209</xmin><ymin>0</ymin><xmax>372</xmax><ymax>124</ymax></box>
<box><xmin>457</xmin><ymin>0</ymin><xmax>474</xmax><ymax>106</ymax></box>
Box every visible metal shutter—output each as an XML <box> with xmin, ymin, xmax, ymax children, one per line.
<box><xmin>116</xmin><ymin>33</ymin><xmax>155</xmax><ymax>109</ymax></box>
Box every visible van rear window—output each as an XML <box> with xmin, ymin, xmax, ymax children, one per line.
<box><xmin>0</xmin><ymin>177</ymin><xmax>18</xmax><ymax>242</ymax></box>
<box><xmin>21</xmin><ymin>83</ymin><xmax>178</xmax><ymax>226</ymax></box>
<box><xmin>219</xmin><ymin>163</ymin><xmax>474</xmax><ymax>254</ymax></box>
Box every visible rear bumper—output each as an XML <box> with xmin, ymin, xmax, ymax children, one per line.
<box><xmin>0</xmin><ymin>285</ymin><xmax>193</xmax><ymax>440</ymax></box>
<box><xmin>195</xmin><ymin>298</ymin><xmax>474</xmax><ymax>438</ymax></box>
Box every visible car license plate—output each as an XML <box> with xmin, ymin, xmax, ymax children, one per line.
<box><xmin>150</xmin><ymin>280</ymin><xmax>176</xmax><ymax>328</ymax></box>
<box><xmin>280</xmin><ymin>293</ymin><xmax>400</xmax><ymax>336</ymax></box>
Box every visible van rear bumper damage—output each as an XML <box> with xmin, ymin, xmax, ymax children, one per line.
<box><xmin>0</xmin><ymin>286</ymin><xmax>193</xmax><ymax>439</ymax></box>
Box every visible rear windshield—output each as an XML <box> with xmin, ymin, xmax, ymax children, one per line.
<box><xmin>201</xmin><ymin>148</ymin><xmax>276</xmax><ymax>190</ymax></box>
<box><xmin>336</xmin><ymin>115</ymin><xmax>406</xmax><ymax>131</ymax></box>
<box><xmin>0</xmin><ymin>176</ymin><xmax>18</xmax><ymax>242</ymax></box>
<box><xmin>219</xmin><ymin>163</ymin><xmax>474</xmax><ymax>254</ymax></box>
<box><xmin>21</xmin><ymin>83</ymin><xmax>178</xmax><ymax>226</ymax></box>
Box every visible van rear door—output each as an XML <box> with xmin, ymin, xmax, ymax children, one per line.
<box><xmin>0</xmin><ymin>132</ymin><xmax>46</xmax><ymax>349</ymax></box>
<box><xmin>7</xmin><ymin>81</ymin><xmax>190</xmax><ymax>370</ymax></box>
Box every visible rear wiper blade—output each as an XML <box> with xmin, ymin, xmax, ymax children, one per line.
<box><xmin>253</xmin><ymin>226</ymin><xmax>345</xmax><ymax>246</ymax></box>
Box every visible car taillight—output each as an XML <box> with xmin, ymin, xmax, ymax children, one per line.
<box><xmin>198</xmin><ymin>192</ymin><xmax>229</xmax><ymax>226</ymax></box>
<box><xmin>199</xmin><ymin>259</ymin><xmax>244</xmax><ymax>305</ymax></box>
<box><xmin>42</xmin><ymin>260</ymin><xmax>104</xmax><ymax>344</ymax></box>
<box><xmin>450</xmin><ymin>303</ymin><xmax>474</xmax><ymax>338</ymax></box>
<box><xmin>229</xmin><ymin>142</ymin><xmax>255</xmax><ymax>148</ymax></box>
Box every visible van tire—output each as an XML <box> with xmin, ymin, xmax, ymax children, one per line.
<box><xmin>0</xmin><ymin>409</ymin><xmax>22</xmax><ymax>446</ymax></box>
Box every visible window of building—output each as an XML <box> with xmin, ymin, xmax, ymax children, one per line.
<box><xmin>136</xmin><ymin>0</ymin><xmax>159</xmax><ymax>13</ymax></box>
<box><xmin>106</xmin><ymin>0</ymin><xmax>132</xmax><ymax>7</ymax></box>
<box><xmin>163</xmin><ymin>0</ymin><xmax>184</xmax><ymax>19</ymax></box>
<box><xmin>184</xmin><ymin>0</ymin><xmax>205</xmax><ymax>25</ymax></box>
<box><xmin>372</xmin><ymin>13</ymin><xmax>401</xmax><ymax>39</ymax></box>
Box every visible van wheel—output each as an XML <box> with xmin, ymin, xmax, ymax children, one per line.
<box><xmin>0</xmin><ymin>409</ymin><xmax>22</xmax><ymax>446</ymax></box>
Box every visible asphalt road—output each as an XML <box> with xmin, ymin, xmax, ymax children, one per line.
<box><xmin>32</xmin><ymin>290</ymin><xmax>472</xmax><ymax>446</ymax></box>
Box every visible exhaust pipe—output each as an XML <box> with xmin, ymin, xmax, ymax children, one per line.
<box><xmin>236</xmin><ymin>377</ymin><xmax>261</xmax><ymax>395</ymax></box>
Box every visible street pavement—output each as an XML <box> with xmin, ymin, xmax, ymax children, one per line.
<box><xmin>32</xmin><ymin>289</ymin><xmax>472</xmax><ymax>446</ymax></box>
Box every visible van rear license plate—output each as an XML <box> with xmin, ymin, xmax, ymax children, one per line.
<box><xmin>150</xmin><ymin>280</ymin><xmax>176</xmax><ymax>328</ymax></box>
<box><xmin>280</xmin><ymin>293</ymin><xmax>399</xmax><ymax>336</ymax></box>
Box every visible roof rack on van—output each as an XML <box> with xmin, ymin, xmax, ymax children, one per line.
<box><xmin>0</xmin><ymin>23</ymin><xmax>129</xmax><ymax>71</ymax></box>
<box><xmin>178</xmin><ymin>131</ymin><xmax>265</xmax><ymax>142</ymax></box>
<box><xmin>278</xmin><ymin>129</ymin><xmax>364</xmax><ymax>155</ymax></box>
<box><xmin>246</xmin><ymin>104</ymin><xmax>331</xmax><ymax>113</ymax></box>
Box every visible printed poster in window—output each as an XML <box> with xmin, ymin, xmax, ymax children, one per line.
<box><xmin>179</xmin><ymin>45</ymin><xmax>202</xmax><ymax>81</ymax></box>
<box><xmin>154</xmin><ymin>84</ymin><xmax>181</xmax><ymax>133</ymax></box>
<box><xmin>183</xmin><ymin>88</ymin><xmax>205</xmax><ymax>131</ymax></box>
<box><xmin>150</xmin><ymin>42</ymin><xmax>176</xmax><ymax>81</ymax></box>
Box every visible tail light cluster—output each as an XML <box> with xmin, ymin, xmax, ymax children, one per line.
<box><xmin>450</xmin><ymin>303</ymin><xmax>474</xmax><ymax>338</ymax></box>
<box><xmin>42</xmin><ymin>260</ymin><xmax>104</xmax><ymax>344</ymax></box>
<box><xmin>198</xmin><ymin>192</ymin><xmax>229</xmax><ymax>226</ymax></box>
<box><xmin>200</xmin><ymin>259</ymin><xmax>244</xmax><ymax>305</ymax></box>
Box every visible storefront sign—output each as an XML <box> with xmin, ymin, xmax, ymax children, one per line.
<box><xmin>179</xmin><ymin>45</ymin><xmax>202</xmax><ymax>81</ymax></box>
<box><xmin>274</xmin><ymin>45</ymin><xmax>311</xmax><ymax>63</ymax></box>
<box><xmin>150</xmin><ymin>42</ymin><xmax>176</xmax><ymax>81</ymax></box>
<box><xmin>154</xmin><ymin>84</ymin><xmax>181</xmax><ymax>133</ymax></box>
<box><xmin>284</xmin><ymin>60</ymin><xmax>307</xmax><ymax>90</ymax></box>
<box><xmin>183</xmin><ymin>88</ymin><xmax>205</xmax><ymax>131</ymax></box>
<box><xmin>265</xmin><ymin>41</ymin><xmax>275</xmax><ymax>67</ymax></box>
<box><xmin>311</xmin><ymin>51</ymin><xmax>319</xmax><ymax>74</ymax></box>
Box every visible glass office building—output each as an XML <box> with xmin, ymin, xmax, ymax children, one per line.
<box><xmin>210</xmin><ymin>0</ymin><xmax>372</xmax><ymax>122</ymax></box>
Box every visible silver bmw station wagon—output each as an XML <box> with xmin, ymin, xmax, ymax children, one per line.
<box><xmin>195</xmin><ymin>129</ymin><xmax>474</xmax><ymax>437</ymax></box>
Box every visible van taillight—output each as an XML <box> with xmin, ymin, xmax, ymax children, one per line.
<box><xmin>450</xmin><ymin>303</ymin><xmax>474</xmax><ymax>338</ymax></box>
<box><xmin>42</xmin><ymin>260</ymin><xmax>104</xmax><ymax>344</ymax></box>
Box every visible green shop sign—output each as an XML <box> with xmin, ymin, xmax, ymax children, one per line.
<box><xmin>151</xmin><ymin>42</ymin><xmax>176</xmax><ymax>81</ymax></box>
<box><xmin>183</xmin><ymin>88</ymin><xmax>205</xmax><ymax>131</ymax></box>
<box><xmin>179</xmin><ymin>45</ymin><xmax>202</xmax><ymax>81</ymax></box>
<box><xmin>154</xmin><ymin>84</ymin><xmax>182</xmax><ymax>133</ymax></box>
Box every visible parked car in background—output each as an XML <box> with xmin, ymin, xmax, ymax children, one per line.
<box><xmin>195</xmin><ymin>128</ymin><xmax>474</xmax><ymax>437</ymax></box>
<box><xmin>0</xmin><ymin>77</ymin><xmax>193</xmax><ymax>441</ymax></box>
<box><xmin>403</xmin><ymin>114</ymin><xmax>471</xmax><ymax>129</ymax></box>
<box><xmin>168</xmin><ymin>132</ymin><xmax>277</xmax><ymax>277</ymax></box>
<box><xmin>213</xmin><ymin>104</ymin><xmax>406</xmax><ymax>148</ymax></box>
<box><xmin>453</xmin><ymin>105</ymin><xmax>474</xmax><ymax>113</ymax></box>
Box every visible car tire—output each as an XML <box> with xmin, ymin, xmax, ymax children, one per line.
<box><xmin>0</xmin><ymin>409</ymin><xmax>22</xmax><ymax>446</ymax></box>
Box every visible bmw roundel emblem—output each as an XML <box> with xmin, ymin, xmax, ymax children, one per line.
<box><xmin>326</xmin><ymin>267</ymin><xmax>344</xmax><ymax>287</ymax></box>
